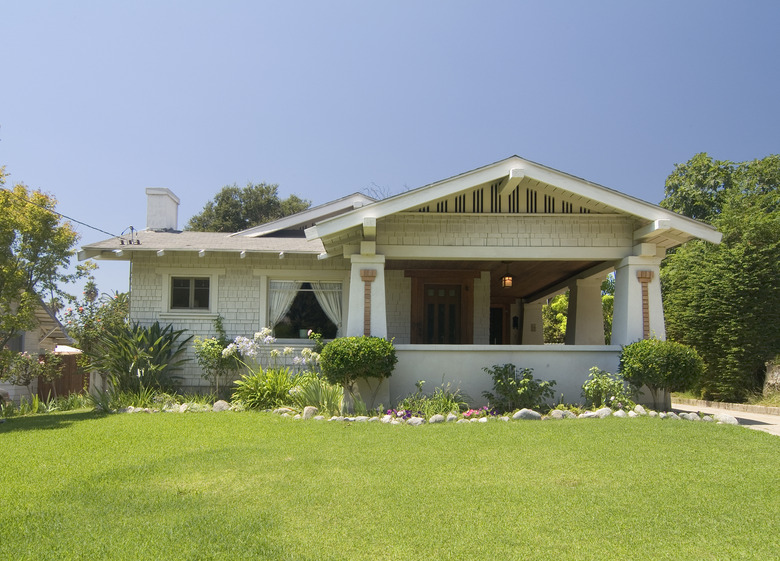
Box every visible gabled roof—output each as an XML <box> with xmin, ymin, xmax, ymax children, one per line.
<box><xmin>305</xmin><ymin>156</ymin><xmax>722</xmax><ymax>247</ymax></box>
<box><xmin>233</xmin><ymin>192</ymin><xmax>375</xmax><ymax>238</ymax></box>
<box><xmin>34</xmin><ymin>302</ymin><xmax>72</xmax><ymax>346</ymax></box>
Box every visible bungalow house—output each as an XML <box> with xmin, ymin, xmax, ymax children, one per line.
<box><xmin>79</xmin><ymin>156</ymin><xmax>721</xmax><ymax>408</ymax></box>
<box><xmin>1</xmin><ymin>302</ymin><xmax>72</xmax><ymax>403</ymax></box>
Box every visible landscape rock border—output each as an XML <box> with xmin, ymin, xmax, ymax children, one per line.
<box><xmin>111</xmin><ymin>401</ymin><xmax>741</xmax><ymax>428</ymax></box>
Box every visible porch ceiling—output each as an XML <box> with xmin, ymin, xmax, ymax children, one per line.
<box><xmin>386</xmin><ymin>259</ymin><xmax>604</xmax><ymax>302</ymax></box>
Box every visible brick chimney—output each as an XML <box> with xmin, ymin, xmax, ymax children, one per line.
<box><xmin>146</xmin><ymin>188</ymin><xmax>180</xmax><ymax>231</ymax></box>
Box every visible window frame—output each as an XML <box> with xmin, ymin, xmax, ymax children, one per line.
<box><xmin>158</xmin><ymin>268</ymin><xmax>224</xmax><ymax>319</ymax></box>
<box><xmin>256</xmin><ymin>269</ymin><xmax>349</xmax><ymax>340</ymax></box>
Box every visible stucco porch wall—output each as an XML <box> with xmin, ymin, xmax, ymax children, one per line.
<box><xmin>370</xmin><ymin>345</ymin><xmax>624</xmax><ymax>409</ymax></box>
<box><xmin>376</xmin><ymin>214</ymin><xmax>635</xmax><ymax>248</ymax></box>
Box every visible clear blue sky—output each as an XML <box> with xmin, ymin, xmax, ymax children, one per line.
<box><xmin>2</xmin><ymin>0</ymin><xmax>778</xmax><ymax>296</ymax></box>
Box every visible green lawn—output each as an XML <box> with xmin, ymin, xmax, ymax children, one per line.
<box><xmin>1</xmin><ymin>411</ymin><xmax>778</xmax><ymax>560</ymax></box>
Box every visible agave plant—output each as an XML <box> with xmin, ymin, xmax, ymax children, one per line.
<box><xmin>92</xmin><ymin>321</ymin><xmax>192</xmax><ymax>392</ymax></box>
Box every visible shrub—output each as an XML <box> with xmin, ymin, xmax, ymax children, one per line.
<box><xmin>0</xmin><ymin>351</ymin><xmax>62</xmax><ymax>398</ymax></box>
<box><xmin>92</xmin><ymin>321</ymin><xmax>192</xmax><ymax>392</ymax></box>
<box><xmin>193</xmin><ymin>316</ymin><xmax>240</xmax><ymax>398</ymax></box>
<box><xmin>320</xmin><ymin>336</ymin><xmax>397</xmax><ymax>387</ymax></box>
<box><xmin>482</xmin><ymin>364</ymin><xmax>556</xmax><ymax>412</ymax></box>
<box><xmin>618</xmin><ymin>338</ymin><xmax>705</xmax><ymax>406</ymax></box>
<box><xmin>232</xmin><ymin>366</ymin><xmax>298</xmax><ymax>410</ymax></box>
<box><xmin>288</xmin><ymin>375</ymin><xmax>344</xmax><ymax>416</ymax></box>
<box><xmin>396</xmin><ymin>380</ymin><xmax>469</xmax><ymax>417</ymax></box>
<box><xmin>581</xmin><ymin>367</ymin><xmax>636</xmax><ymax>410</ymax></box>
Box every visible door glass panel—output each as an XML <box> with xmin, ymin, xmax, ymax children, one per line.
<box><xmin>422</xmin><ymin>284</ymin><xmax>461</xmax><ymax>344</ymax></box>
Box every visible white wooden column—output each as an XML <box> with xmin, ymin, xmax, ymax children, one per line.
<box><xmin>346</xmin><ymin>255</ymin><xmax>387</xmax><ymax>338</ymax></box>
<box><xmin>611</xmin><ymin>256</ymin><xmax>665</xmax><ymax>346</ymax></box>
<box><xmin>565</xmin><ymin>277</ymin><xmax>606</xmax><ymax>345</ymax></box>
<box><xmin>521</xmin><ymin>301</ymin><xmax>545</xmax><ymax>345</ymax></box>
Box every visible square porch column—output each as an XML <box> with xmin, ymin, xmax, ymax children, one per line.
<box><xmin>346</xmin><ymin>255</ymin><xmax>387</xmax><ymax>338</ymax></box>
<box><xmin>611</xmin><ymin>256</ymin><xmax>665</xmax><ymax>346</ymax></box>
<box><xmin>521</xmin><ymin>301</ymin><xmax>545</xmax><ymax>345</ymax></box>
<box><xmin>564</xmin><ymin>277</ymin><xmax>606</xmax><ymax>345</ymax></box>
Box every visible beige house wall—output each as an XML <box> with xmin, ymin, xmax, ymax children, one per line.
<box><xmin>376</xmin><ymin>214</ymin><xmax>635</xmax><ymax>249</ymax></box>
<box><xmin>129</xmin><ymin>251</ymin><xmax>351</xmax><ymax>391</ymax></box>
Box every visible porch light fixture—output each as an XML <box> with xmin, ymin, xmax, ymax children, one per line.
<box><xmin>501</xmin><ymin>262</ymin><xmax>513</xmax><ymax>288</ymax></box>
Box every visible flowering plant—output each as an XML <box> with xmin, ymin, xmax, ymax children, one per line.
<box><xmin>462</xmin><ymin>406</ymin><xmax>498</xmax><ymax>419</ymax></box>
<box><xmin>0</xmin><ymin>351</ymin><xmax>62</xmax><ymax>397</ymax></box>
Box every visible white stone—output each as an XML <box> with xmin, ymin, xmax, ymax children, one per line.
<box><xmin>407</xmin><ymin>416</ymin><xmax>425</xmax><ymax>426</ymax></box>
<box><xmin>355</xmin><ymin>416</ymin><xmax>369</xmax><ymax>422</ymax></box>
<box><xmin>634</xmin><ymin>404</ymin><xmax>647</xmax><ymax>416</ymax></box>
<box><xmin>314</xmin><ymin>415</ymin><xmax>325</xmax><ymax>421</ymax></box>
<box><xmin>446</xmin><ymin>413</ymin><xmax>458</xmax><ymax>423</ymax></box>
<box><xmin>595</xmin><ymin>407</ymin><xmax>613</xmax><ymax>418</ymax></box>
<box><xmin>513</xmin><ymin>408</ymin><xmax>542</xmax><ymax>421</ymax></box>
<box><xmin>302</xmin><ymin>406</ymin><xmax>318</xmax><ymax>420</ymax></box>
<box><xmin>478</xmin><ymin>417</ymin><xmax>488</xmax><ymax>423</ymax></box>
<box><xmin>213</xmin><ymin>400</ymin><xmax>230</xmax><ymax>412</ymax></box>
<box><xmin>714</xmin><ymin>413</ymin><xmax>739</xmax><ymax>425</ymax></box>
<box><xmin>381</xmin><ymin>414</ymin><xmax>392</xmax><ymax>423</ymax></box>
<box><xmin>429</xmin><ymin>414</ymin><xmax>445</xmax><ymax>424</ymax></box>
<box><xmin>456</xmin><ymin>419</ymin><xmax>468</xmax><ymax>424</ymax></box>
<box><xmin>613</xmin><ymin>410</ymin><xmax>628</xmax><ymax>418</ymax></box>
<box><xmin>500</xmin><ymin>416</ymin><xmax>510</xmax><ymax>422</ymax></box>
<box><xmin>628</xmin><ymin>411</ymin><xmax>639</xmax><ymax>418</ymax></box>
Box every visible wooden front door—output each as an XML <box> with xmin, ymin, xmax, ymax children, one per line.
<box><xmin>423</xmin><ymin>284</ymin><xmax>461</xmax><ymax>344</ymax></box>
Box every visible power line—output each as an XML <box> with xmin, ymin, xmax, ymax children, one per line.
<box><xmin>0</xmin><ymin>186</ymin><xmax>119</xmax><ymax>239</ymax></box>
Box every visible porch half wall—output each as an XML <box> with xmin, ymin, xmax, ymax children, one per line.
<box><xmin>370</xmin><ymin>345</ymin><xmax>624</xmax><ymax>409</ymax></box>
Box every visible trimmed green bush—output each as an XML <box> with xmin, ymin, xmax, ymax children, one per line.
<box><xmin>618</xmin><ymin>338</ymin><xmax>705</xmax><ymax>406</ymax></box>
<box><xmin>319</xmin><ymin>336</ymin><xmax>397</xmax><ymax>388</ymax></box>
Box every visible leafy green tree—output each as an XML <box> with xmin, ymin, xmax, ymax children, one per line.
<box><xmin>661</xmin><ymin>154</ymin><xmax>780</xmax><ymax>401</ymax></box>
<box><xmin>62</xmin><ymin>279</ymin><xmax>129</xmax><ymax>375</ymax></box>
<box><xmin>0</xmin><ymin>168</ymin><xmax>88</xmax><ymax>358</ymax></box>
<box><xmin>185</xmin><ymin>182</ymin><xmax>311</xmax><ymax>232</ymax></box>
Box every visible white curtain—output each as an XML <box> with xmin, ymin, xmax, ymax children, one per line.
<box><xmin>268</xmin><ymin>281</ymin><xmax>302</xmax><ymax>328</ymax></box>
<box><xmin>311</xmin><ymin>282</ymin><xmax>343</xmax><ymax>335</ymax></box>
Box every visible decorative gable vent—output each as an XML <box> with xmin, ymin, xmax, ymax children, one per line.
<box><xmin>526</xmin><ymin>188</ymin><xmax>538</xmax><ymax>213</ymax></box>
<box><xmin>411</xmin><ymin>179</ymin><xmax>608</xmax><ymax>215</ymax></box>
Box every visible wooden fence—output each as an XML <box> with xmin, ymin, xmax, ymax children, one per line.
<box><xmin>37</xmin><ymin>354</ymin><xmax>87</xmax><ymax>399</ymax></box>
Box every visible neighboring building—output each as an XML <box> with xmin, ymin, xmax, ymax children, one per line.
<box><xmin>1</xmin><ymin>303</ymin><xmax>71</xmax><ymax>403</ymax></box>
<box><xmin>79</xmin><ymin>156</ymin><xmax>720</xmax><ymax>408</ymax></box>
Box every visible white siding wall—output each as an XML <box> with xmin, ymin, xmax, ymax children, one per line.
<box><xmin>129</xmin><ymin>252</ymin><xmax>350</xmax><ymax>392</ymax></box>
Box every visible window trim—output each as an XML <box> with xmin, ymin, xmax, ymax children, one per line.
<box><xmin>157</xmin><ymin>268</ymin><xmax>224</xmax><ymax>319</ymax></box>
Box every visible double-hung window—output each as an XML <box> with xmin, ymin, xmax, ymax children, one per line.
<box><xmin>171</xmin><ymin>277</ymin><xmax>210</xmax><ymax>310</ymax></box>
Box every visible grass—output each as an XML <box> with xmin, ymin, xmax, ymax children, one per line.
<box><xmin>1</xmin><ymin>411</ymin><xmax>778</xmax><ymax>560</ymax></box>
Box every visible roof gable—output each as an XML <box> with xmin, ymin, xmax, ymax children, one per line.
<box><xmin>306</xmin><ymin>156</ymin><xmax>721</xmax><ymax>247</ymax></box>
<box><xmin>234</xmin><ymin>192</ymin><xmax>375</xmax><ymax>238</ymax></box>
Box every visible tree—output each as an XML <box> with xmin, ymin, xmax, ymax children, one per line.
<box><xmin>661</xmin><ymin>154</ymin><xmax>780</xmax><ymax>401</ymax></box>
<box><xmin>0</xmin><ymin>168</ymin><xmax>87</xmax><ymax>355</ymax></box>
<box><xmin>185</xmin><ymin>182</ymin><xmax>311</xmax><ymax>232</ymax></box>
<box><xmin>62</xmin><ymin>279</ymin><xmax>129</xmax><ymax>375</ymax></box>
